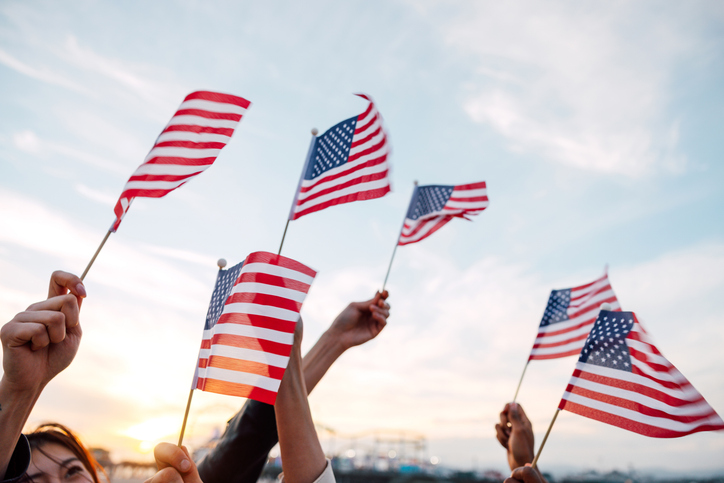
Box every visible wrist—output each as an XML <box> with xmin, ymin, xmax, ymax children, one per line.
<box><xmin>0</xmin><ymin>377</ymin><xmax>44</xmax><ymax>404</ymax></box>
<box><xmin>318</xmin><ymin>328</ymin><xmax>351</xmax><ymax>354</ymax></box>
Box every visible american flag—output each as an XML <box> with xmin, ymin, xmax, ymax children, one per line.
<box><xmin>112</xmin><ymin>91</ymin><xmax>250</xmax><ymax>231</ymax></box>
<box><xmin>528</xmin><ymin>271</ymin><xmax>621</xmax><ymax>361</ymax></box>
<box><xmin>559</xmin><ymin>310</ymin><xmax>724</xmax><ymax>437</ymax></box>
<box><xmin>397</xmin><ymin>182</ymin><xmax>489</xmax><ymax>246</ymax></box>
<box><xmin>289</xmin><ymin>94</ymin><xmax>390</xmax><ymax>220</ymax></box>
<box><xmin>194</xmin><ymin>252</ymin><xmax>316</xmax><ymax>405</ymax></box>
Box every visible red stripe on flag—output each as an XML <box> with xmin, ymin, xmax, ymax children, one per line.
<box><xmin>154</xmin><ymin>141</ymin><xmax>228</xmax><ymax>149</ymax></box>
<box><xmin>348</xmin><ymin>137</ymin><xmax>387</xmax><ymax>163</ymax></box>
<box><xmin>184</xmin><ymin>91</ymin><xmax>251</xmax><ymax>109</ymax></box>
<box><xmin>144</xmin><ymin>156</ymin><xmax>216</xmax><ymax>166</ymax></box>
<box><xmin>196</xmin><ymin>378</ymin><xmax>277</xmax><ymax>405</ymax></box>
<box><xmin>206</xmin><ymin>355</ymin><xmax>286</xmax><ymax>380</ymax></box>
<box><xmin>570</xmin><ymin>369</ymin><xmax>703</xmax><ymax>408</ymax></box>
<box><xmin>452</xmin><ymin>181</ymin><xmax>487</xmax><ymax>190</ymax></box>
<box><xmin>225</xmin><ymin>292</ymin><xmax>303</xmax><ymax>312</ymax></box>
<box><xmin>161</xmin><ymin>124</ymin><xmax>235</xmax><ymax>137</ymax></box>
<box><xmin>174</xmin><ymin>109</ymin><xmax>242</xmax><ymax>121</ymax></box>
<box><xmin>298</xmin><ymin>156</ymin><xmax>388</xmax><ymax>194</ymax></box>
<box><xmin>292</xmin><ymin>185</ymin><xmax>391</xmax><ymax>220</ymax></box>
<box><xmin>448</xmin><ymin>195</ymin><xmax>489</xmax><ymax>203</ymax></box>
<box><xmin>297</xmin><ymin>169</ymin><xmax>389</xmax><ymax>205</ymax></box>
<box><xmin>528</xmin><ymin>348</ymin><xmax>582</xmax><ymax>361</ymax></box>
<box><xmin>244</xmin><ymin>252</ymin><xmax>317</xmax><ymax>278</ymax></box>
<box><xmin>216</xmin><ymin>312</ymin><xmax>297</xmax><ymax>333</ymax></box>
<box><xmin>398</xmin><ymin>217</ymin><xmax>453</xmax><ymax>246</ymax></box>
<box><xmin>236</xmin><ymin>272</ymin><xmax>312</xmax><ymax>294</ymax></box>
<box><xmin>202</xmin><ymin>334</ymin><xmax>293</xmax><ymax>357</ymax></box>
<box><xmin>559</xmin><ymin>400</ymin><xmax>724</xmax><ymax>438</ymax></box>
<box><xmin>350</xmin><ymin>124</ymin><xmax>382</xmax><ymax>149</ymax></box>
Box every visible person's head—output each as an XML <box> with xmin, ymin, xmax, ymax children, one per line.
<box><xmin>21</xmin><ymin>423</ymin><xmax>106</xmax><ymax>483</ymax></box>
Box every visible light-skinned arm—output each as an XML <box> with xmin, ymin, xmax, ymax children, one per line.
<box><xmin>0</xmin><ymin>272</ymin><xmax>86</xmax><ymax>479</ymax></box>
<box><xmin>302</xmin><ymin>290</ymin><xmax>389</xmax><ymax>393</ymax></box>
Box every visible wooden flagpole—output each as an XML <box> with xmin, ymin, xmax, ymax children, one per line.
<box><xmin>178</xmin><ymin>258</ymin><xmax>228</xmax><ymax>447</ymax></box>
<box><xmin>531</xmin><ymin>408</ymin><xmax>560</xmax><ymax>469</ymax></box>
<box><xmin>381</xmin><ymin>181</ymin><xmax>417</xmax><ymax>292</ymax></box>
<box><xmin>80</xmin><ymin>229</ymin><xmax>113</xmax><ymax>281</ymax></box>
<box><xmin>177</xmin><ymin>388</ymin><xmax>195</xmax><ymax>446</ymax></box>
<box><xmin>512</xmin><ymin>360</ymin><xmax>529</xmax><ymax>403</ymax></box>
<box><xmin>278</xmin><ymin>128</ymin><xmax>318</xmax><ymax>256</ymax></box>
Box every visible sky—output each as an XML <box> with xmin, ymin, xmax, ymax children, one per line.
<box><xmin>1</xmin><ymin>0</ymin><xmax>724</xmax><ymax>476</ymax></box>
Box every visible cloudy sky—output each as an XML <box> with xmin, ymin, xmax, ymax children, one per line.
<box><xmin>1</xmin><ymin>0</ymin><xmax>723</xmax><ymax>476</ymax></box>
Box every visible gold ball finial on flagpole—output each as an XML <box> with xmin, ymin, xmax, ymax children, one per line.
<box><xmin>311</xmin><ymin>128</ymin><xmax>318</xmax><ymax>136</ymax></box>
<box><xmin>217</xmin><ymin>258</ymin><xmax>227</xmax><ymax>269</ymax></box>
<box><xmin>600</xmin><ymin>302</ymin><xmax>612</xmax><ymax>311</ymax></box>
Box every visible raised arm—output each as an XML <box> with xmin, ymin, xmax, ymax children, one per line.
<box><xmin>495</xmin><ymin>403</ymin><xmax>547</xmax><ymax>483</ymax></box>
<box><xmin>302</xmin><ymin>290</ymin><xmax>389</xmax><ymax>392</ymax></box>
<box><xmin>197</xmin><ymin>291</ymin><xmax>390</xmax><ymax>483</ymax></box>
<box><xmin>274</xmin><ymin>320</ymin><xmax>330</xmax><ymax>483</ymax></box>
<box><xmin>0</xmin><ymin>272</ymin><xmax>86</xmax><ymax>480</ymax></box>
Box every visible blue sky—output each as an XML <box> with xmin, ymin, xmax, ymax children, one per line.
<box><xmin>1</xmin><ymin>0</ymin><xmax>723</xmax><ymax>475</ymax></box>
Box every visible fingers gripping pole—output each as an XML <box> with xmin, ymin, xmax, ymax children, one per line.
<box><xmin>531</xmin><ymin>408</ymin><xmax>560</xmax><ymax>469</ymax></box>
<box><xmin>80</xmin><ymin>230</ymin><xmax>112</xmax><ymax>281</ymax></box>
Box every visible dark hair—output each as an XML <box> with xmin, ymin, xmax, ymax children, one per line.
<box><xmin>23</xmin><ymin>423</ymin><xmax>107</xmax><ymax>483</ymax></box>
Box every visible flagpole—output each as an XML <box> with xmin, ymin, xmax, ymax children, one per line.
<box><xmin>512</xmin><ymin>360</ymin><xmax>529</xmax><ymax>403</ymax></box>
<box><xmin>178</xmin><ymin>258</ymin><xmax>227</xmax><ymax>447</ymax></box>
<box><xmin>531</xmin><ymin>408</ymin><xmax>560</xmax><ymax>469</ymax></box>
<box><xmin>80</xmin><ymin>229</ymin><xmax>113</xmax><ymax>281</ymax></box>
<box><xmin>177</xmin><ymin>388</ymin><xmax>195</xmax><ymax>446</ymax></box>
<box><xmin>382</xmin><ymin>181</ymin><xmax>417</xmax><ymax>292</ymax></box>
<box><xmin>279</xmin><ymin>128</ymin><xmax>318</xmax><ymax>256</ymax></box>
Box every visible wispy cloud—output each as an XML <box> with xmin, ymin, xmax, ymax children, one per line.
<box><xmin>426</xmin><ymin>2</ymin><xmax>707</xmax><ymax>177</ymax></box>
<box><xmin>0</xmin><ymin>47</ymin><xmax>88</xmax><ymax>94</ymax></box>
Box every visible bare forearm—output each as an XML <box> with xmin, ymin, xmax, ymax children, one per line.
<box><xmin>0</xmin><ymin>380</ymin><xmax>40</xmax><ymax>478</ymax></box>
<box><xmin>277</xmin><ymin>347</ymin><xmax>327</xmax><ymax>483</ymax></box>
<box><xmin>302</xmin><ymin>330</ymin><xmax>346</xmax><ymax>394</ymax></box>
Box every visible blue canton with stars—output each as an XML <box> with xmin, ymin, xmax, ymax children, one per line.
<box><xmin>304</xmin><ymin>116</ymin><xmax>357</xmax><ymax>180</ymax></box>
<box><xmin>204</xmin><ymin>261</ymin><xmax>244</xmax><ymax>330</ymax></box>
<box><xmin>539</xmin><ymin>289</ymin><xmax>572</xmax><ymax>327</ymax></box>
<box><xmin>406</xmin><ymin>185</ymin><xmax>455</xmax><ymax>220</ymax></box>
<box><xmin>579</xmin><ymin>310</ymin><xmax>634</xmax><ymax>372</ymax></box>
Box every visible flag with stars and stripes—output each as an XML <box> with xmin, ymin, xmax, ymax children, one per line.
<box><xmin>528</xmin><ymin>271</ymin><xmax>621</xmax><ymax>361</ymax></box>
<box><xmin>193</xmin><ymin>251</ymin><xmax>316</xmax><ymax>405</ymax></box>
<box><xmin>112</xmin><ymin>91</ymin><xmax>250</xmax><ymax>232</ymax></box>
<box><xmin>558</xmin><ymin>310</ymin><xmax>724</xmax><ymax>438</ymax></box>
<box><xmin>397</xmin><ymin>182</ymin><xmax>489</xmax><ymax>246</ymax></box>
<box><xmin>289</xmin><ymin>94</ymin><xmax>391</xmax><ymax>220</ymax></box>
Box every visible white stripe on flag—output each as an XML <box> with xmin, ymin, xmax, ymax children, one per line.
<box><xmin>201</xmin><ymin>367</ymin><xmax>282</xmax><ymax>392</ymax></box>
<box><xmin>231</xmin><ymin>282</ymin><xmax>308</xmax><ymax>303</ymax></box>
<box><xmin>202</xmin><ymin>324</ymin><xmax>294</xmax><ymax>345</ymax></box>
<box><xmin>221</xmin><ymin>303</ymin><xmax>301</xmax><ymax>323</ymax></box>
<box><xmin>198</xmin><ymin>345</ymin><xmax>290</xmax><ymax>368</ymax></box>
<box><xmin>242</xmin><ymin>263</ymin><xmax>315</xmax><ymax>286</ymax></box>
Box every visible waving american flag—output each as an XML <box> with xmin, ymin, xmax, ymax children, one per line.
<box><xmin>289</xmin><ymin>94</ymin><xmax>391</xmax><ymax>220</ymax></box>
<box><xmin>559</xmin><ymin>310</ymin><xmax>724</xmax><ymax>437</ymax></box>
<box><xmin>397</xmin><ymin>182</ymin><xmax>489</xmax><ymax>245</ymax></box>
<box><xmin>112</xmin><ymin>91</ymin><xmax>250</xmax><ymax>231</ymax></box>
<box><xmin>528</xmin><ymin>271</ymin><xmax>620</xmax><ymax>361</ymax></box>
<box><xmin>194</xmin><ymin>252</ymin><xmax>316</xmax><ymax>405</ymax></box>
